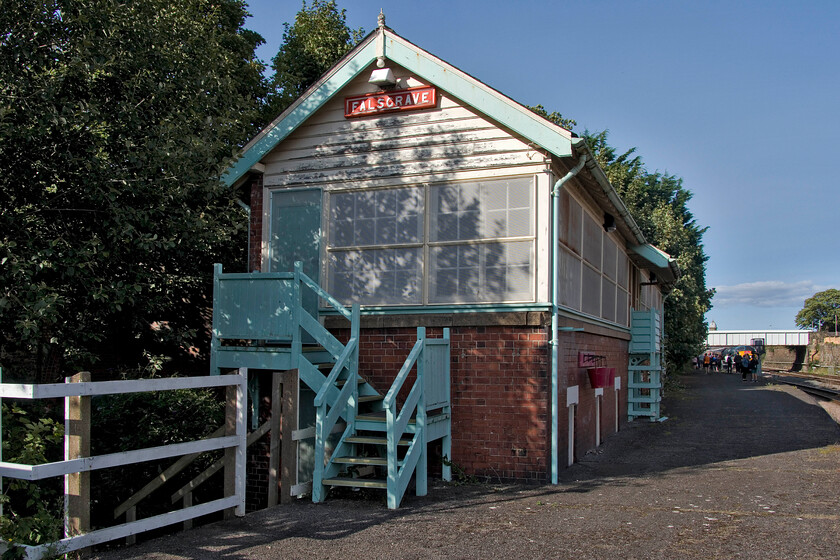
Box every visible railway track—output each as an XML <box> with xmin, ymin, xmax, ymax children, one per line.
<box><xmin>765</xmin><ymin>372</ymin><xmax>840</xmax><ymax>403</ymax></box>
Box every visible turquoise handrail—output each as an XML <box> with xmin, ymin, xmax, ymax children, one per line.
<box><xmin>383</xmin><ymin>337</ymin><xmax>424</xmax><ymax>408</ymax></box>
<box><xmin>314</xmin><ymin>337</ymin><xmax>357</xmax><ymax>407</ymax></box>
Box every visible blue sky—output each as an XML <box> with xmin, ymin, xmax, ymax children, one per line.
<box><xmin>243</xmin><ymin>1</ymin><xmax>839</xmax><ymax>331</ymax></box>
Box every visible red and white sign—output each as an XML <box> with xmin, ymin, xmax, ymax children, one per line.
<box><xmin>344</xmin><ymin>86</ymin><xmax>437</xmax><ymax>118</ymax></box>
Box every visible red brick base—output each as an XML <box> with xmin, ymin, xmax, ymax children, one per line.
<box><xmin>338</xmin><ymin>322</ymin><xmax>629</xmax><ymax>483</ymax></box>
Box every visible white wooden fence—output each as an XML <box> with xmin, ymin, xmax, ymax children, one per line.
<box><xmin>0</xmin><ymin>369</ymin><xmax>248</xmax><ymax>559</ymax></box>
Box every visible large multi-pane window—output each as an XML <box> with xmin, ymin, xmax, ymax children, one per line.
<box><xmin>557</xmin><ymin>189</ymin><xmax>630</xmax><ymax>326</ymax></box>
<box><xmin>428</xmin><ymin>179</ymin><xmax>533</xmax><ymax>303</ymax></box>
<box><xmin>326</xmin><ymin>177</ymin><xmax>535</xmax><ymax>305</ymax></box>
<box><xmin>328</xmin><ymin>187</ymin><xmax>424</xmax><ymax>305</ymax></box>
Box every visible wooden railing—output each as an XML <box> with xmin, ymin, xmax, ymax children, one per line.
<box><xmin>0</xmin><ymin>370</ymin><xmax>248</xmax><ymax>559</ymax></box>
<box><xmin>383</xmin><ymin>327</ymin><xmax>451</xmax><ymax>509</ymax></box>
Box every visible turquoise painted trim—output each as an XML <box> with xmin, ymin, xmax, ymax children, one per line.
<box><xmin>321</xmin><ymin>302</ymin><xmax>552</xmax><ymax>316</ymax></box>
<box><xmin>556</xmin><ymin>307</ymin><xmax>633</xmax><ymax>334</ymax></box>
<box><xmin>384</xmin><ymin>36</ymin><xmax>573</xmax><ymax>159</ymax></box>
<box><xmin>630</xmin><ymin>244</ymin><xmax>671</xmax><ymax>269</ymax></box>
<box><xmin>222</xmin><ymin>40</ymin><xmax>379</xmax><ymax>187</ymax></box>
<box><xmin>223</xmin><ymin>29</ymin><xmax>576</xmax><ymax>187</ymax></box>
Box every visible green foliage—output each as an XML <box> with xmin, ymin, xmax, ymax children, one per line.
<box><xmin>90</xmin><ymin>385</ymin><xmax>225</xmax><ymax>521</ymax></box>
<box><xmin>92</xmin><ymin>387</ymin><xmax>224</xmax><ymax>453</ymax></box>
<box><xmin>0</xmin><ymin>0</ymin><xmax>266</xmax><ymax>380</ymax></box>
<box><xmin>0</xmin><ymin>403</ymin><xmax>64</xmax><ymax>548</ymax></box>
<box><xmin>796</xmin><ymin>289</ymin><xmax>840</xmax><ymax>331</ymax></box>
<box><xmin>583</xmin><ymin>130</ymin><xmax>713</xmax><ymax>371</ymax></box>
<box><xmin>527</xmin><ymin>104</ymin><xmax>577</xmax><ymax>131</ymax></box>
<box><xmin>441</xmin><ymin>456</ymin><xmax>479</xmax><ymax>485</ymax></box>
<box><xmin>262</xmin><ymin>0</ymin><xmax>364</xmax><ymax>123</ymax></box>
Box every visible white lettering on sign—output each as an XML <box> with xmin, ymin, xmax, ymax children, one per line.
<box><xmin>345</xmin><ymin>86</ymin><xmax>437</xmax><ymax>118</ymax></box>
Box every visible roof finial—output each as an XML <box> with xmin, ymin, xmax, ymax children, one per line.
<box><xmin>376</xmin><ymin>10</ymin><xmax>387</xmax><ymax>68</ymax></box>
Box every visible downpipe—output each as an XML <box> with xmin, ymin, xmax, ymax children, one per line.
<box><xmin>550</xmin><ymin>154</ymin><xmax>587</xmax><ymax>484</ymax></box>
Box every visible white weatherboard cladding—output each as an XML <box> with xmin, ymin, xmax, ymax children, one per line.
<box><xmin>262</xmin><ymin>63</ymin><xmax>552</xmax><ymax>304</ymax></box>
<box><xmin>261</xmin><ymin>64</ymin><xmax>547</xmax><ymax>190</ymax></box>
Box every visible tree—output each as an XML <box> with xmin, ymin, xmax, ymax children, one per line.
<box><xmin>583</xmin><ymin>130</ymin><xmax>714</xmax><ymax>371</ymax></box>
<box><xmin>262</xmin><ymin>0</ymin><xmax>364</xmax><ymax>123</ymax></box>
<box><xmin>528</xmin><ymin>105</ymin><xmax>577</xmax><ymax>131</ymax></box>
<box><xmin>796</xmin><ymin>289</ymin><xmax>840</xmax><ymax>331</ymax></box>
<box><xmin>0</xmin><ymin>0</ymin><xmax>266</xmax><ymax>380</ymax></box>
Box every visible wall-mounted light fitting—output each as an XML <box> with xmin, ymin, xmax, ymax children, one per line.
<box><xmin>640</xmin><ymin>272</ymin><xmax>659</xmax><ymax>286</ymax></box>
<box><xmin>369</xmin><ymin>67</ymin><xmax>397</xmax><ymax>87</ymax></box>
<box><xmin>603</xmin><ymin>213</ymin><xmax>616</xmax><ymax>233</ymax></box>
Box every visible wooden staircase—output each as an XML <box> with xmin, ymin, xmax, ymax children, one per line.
<box><xmin>211</xmin><ymin>261</ymin><xmax>452</xmax><ymax>509</ymax></box>
<box><xmin>302</xmin><ymin>319</ymin><xmax>452</xmax><ymax>509</ymax></box>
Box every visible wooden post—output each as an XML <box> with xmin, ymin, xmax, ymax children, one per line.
<box><xmin>267</xmin><ymin>372</ymin><xmax>283</xmax><ymax>507</ymax></box>
<box><xmin>280</xmin><ymin>370</ymin><xmax>298</xmax><ymax>505</ymax></box>
<box><xmin>125</xmin><ymin>507</ymin><xmax>136</xmax><ymax>546</ymax></box>
<box><xmin>223</xmin><ymin>383</ymin><xmax>237</xmax><ymax>520</ymax></box>
<box><xmin>1</xmin><ymin>367</ymin><xmax>4</xmax><ymax>519</ymax></box>
<box><xmin>65</xmin><ymin>371</ymin><xmax>91</xmax><ymax>558</ymax></box>
<box><xmin>594</xmin><ymin>388</ymin><xmax>603</xmax><ymax>447</ymax></box>
<box><xmin>182</xmin><ymin>493</ymin><xmax>193</xmax><ymax>530</ymax></box>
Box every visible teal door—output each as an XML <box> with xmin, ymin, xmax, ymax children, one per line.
<box><xmin>269</xmin><ymin>189</ymin><xmax>322</xmax><ymax>321</ymax></box>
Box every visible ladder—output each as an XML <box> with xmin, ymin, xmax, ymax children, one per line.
<box><xmin>628</xmin><ymin>309</ymin><xmax>663</xmax><ymax>421</ymax></box>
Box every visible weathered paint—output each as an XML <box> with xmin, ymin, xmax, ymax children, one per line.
<box><xmin>224</xmin><ymin>28</ymin><xmax>574</xmax><ymax>188</ymax></box>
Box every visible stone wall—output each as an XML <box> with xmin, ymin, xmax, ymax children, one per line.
<box><xmin>807</xmin><ymin>332</ymin><xmax>840</xmax><ymax>371</ymax></box>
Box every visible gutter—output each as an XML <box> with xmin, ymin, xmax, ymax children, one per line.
<box><xmin>571</xmin><ymin>138</ymin><xmax>681</xmax><ymax>291</ymax></box>
<box><xmin>570</xmin><ymin>138</ymin><xmax>646</xmax><ymax>245</ymax></box>
<box><xmin>550</xmin><ymin>154</ymin><xmax>587</xmax><ymax>485</ymax></box>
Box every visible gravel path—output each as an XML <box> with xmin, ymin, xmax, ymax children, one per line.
<box><xmin>92</xmin><ymin>371</ymin><xmax>840</xmax><ymax>560</ymax></box>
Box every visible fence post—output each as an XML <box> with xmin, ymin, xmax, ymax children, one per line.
<box><xmin>125</xmin><ymin>507</ymin><xmax>136</xmax><ymax>546</ymax></box>
<box><xmin>235</xmin><ymin>368</ymin><xmax>247</xmax><ymax>517</ymax></box>
<box><xmin>223</xmin><ymin>378</ymin><xmax>237</xmax><ymax>520</ymax></box>
<box><xmin>65</xmin><ymin>371</ymin><xmax>91</xmax><ymax>558</ymax></box>
<box><xmin>182</xmin><ymin>493</ymin><xmax>193</xmax><ymax>530</ymax></box>
<box><xmin>1</xmin><ymin>367</ymin><xmax>3</xmax><ymax>518</ymax></box>
<box><xmin>280</xmin><ymin>369</ymin><xmax>299</xmax><ymax>505</ymax></box>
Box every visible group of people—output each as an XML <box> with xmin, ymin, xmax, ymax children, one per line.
<box><xmin>736</xmin><ymin>352</ymin><xmax>760</xmax><ymax>382</ymax></box>
<box><xmin>694</xmin><ymin>351</ymin><xmax>760</xmax><ymax>382</ymax></box>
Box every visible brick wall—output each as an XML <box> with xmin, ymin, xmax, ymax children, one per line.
<box><xmin>558</xmin><ymin>332</ymin><xmax>628</xmax><ymax>462</ymax></box>
<box><xmin>248</xmin><ymin>173</ymin><xmax>263</xmax><ymax>272</ymax></box>
<box><xmin>333</xmin><ymin>323</ymin><xmax>629</xmax><ymax>483</ymax></box>
<box><xmin>238</xmin><ymin>321</ymin><xmax>631</xmax><ymax>508</ymax></box>
<box><xmin>245</xmin><ymin>371</ymin><xmax>273</xmax><ymax>512</ymax></box>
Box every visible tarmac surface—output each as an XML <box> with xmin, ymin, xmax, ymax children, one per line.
<box><xmin>93</xmin><ymin>370</ymin><xmax>840</xmax><ymax>560</ymax></box>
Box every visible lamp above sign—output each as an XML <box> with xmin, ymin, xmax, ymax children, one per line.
<box><xmin>345</xmin><ymin>86</ymin><xmax>437</xmax><ymax>118</ymax></box>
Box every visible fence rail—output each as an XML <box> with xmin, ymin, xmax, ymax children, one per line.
<box><xmin>0</xmin><ymin>369</ymin><xmax>248</xmax><ymax>560</ymax></box>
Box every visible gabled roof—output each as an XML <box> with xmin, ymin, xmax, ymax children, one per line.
<box><xmin>225</xmin><ymin>23</ymin><xmax>680</xmax><ymax>290</ymax></box>
<box><xmin>223</xmin><ymin>26</ymin><xmax>574</xmax><ymax>187</ymax></box>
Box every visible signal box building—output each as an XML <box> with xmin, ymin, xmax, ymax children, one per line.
<box><xmin>220</xmin><ymin>19</ymin><xmax>678</xmax><ymax>503</ymax></box>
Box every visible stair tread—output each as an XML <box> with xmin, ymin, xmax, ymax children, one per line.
<box><xmin>336</xmin><ymin>378</ymin><xmax>366</xmax><ymax>387</ymax></box>
<box><xmin>358</xmin><ymin>394</ymin><xmax>383</xmax><ymax>403</ymax></box>
<box><xmin>346</xmin><ymin>436</ymin><xmax>411</xmax><ymax>445</ymax></box>
<box><xmin>356</xmin><ymin>411</ymin><xmax>416</xmax><ymax>424</ymax></box>
<box><xmin>332</xmin><ymin>456</ymin><xmax>388</xmax><ymax>466</ymax></box>
<box><xmin>324</xmin><ymin>477</ymin><xmax>387</xmax><ymax>489</ymax></box>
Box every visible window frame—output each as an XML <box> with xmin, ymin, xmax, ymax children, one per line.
<box><xmin>556</xmin><ymin>189</ymin><xmax>631</xmax><ymax>327</ymax></box>
<box><xmin>324</xmin><ymin>176</ymin><xmax>539</xmax><ymax>307</ymax></box>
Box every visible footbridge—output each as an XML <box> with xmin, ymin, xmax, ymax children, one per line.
<box><xmin>707</xmin><ymin>329</ymin><xmax>812</xmax><ymax>371</ymax></box>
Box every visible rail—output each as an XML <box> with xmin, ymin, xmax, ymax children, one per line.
<box><xmin>295</xmin><ymin>260</ymin><xmax>363</xmax><ymax>503</ymax></box>
<box><xmin>384</xmin><ymin>327</ymin><xmax>451</xmax><ymax>509</ymax></box>
<box><xmin>0</xmin><ymin>370</ymin><xmax>247</xmax><ymax>559</ymax></box>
